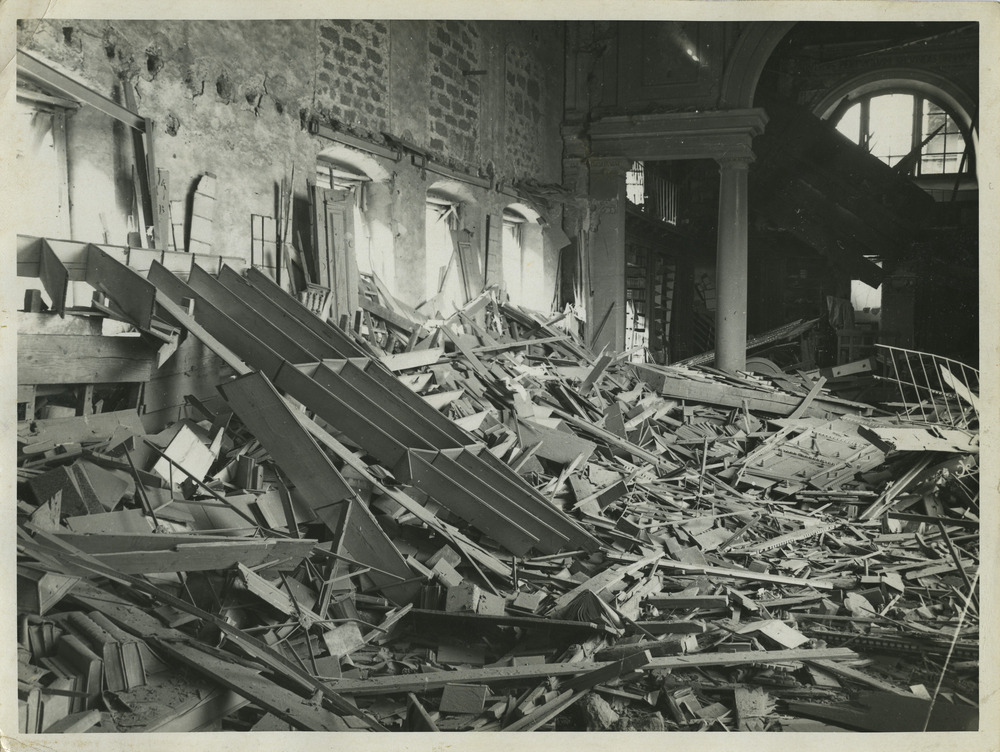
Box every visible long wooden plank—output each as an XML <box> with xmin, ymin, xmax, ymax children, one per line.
<box><xmin>329</xmin><ymin>648</ymin><xmax>860</xmax><ymax>696</ymax></box>
<box><xmin>217</xmin><ymin>372</ymin><xmax>418</xmax><ymax>604</ymax></box>
<box><xmin>17</xmin><ymin>49</ymin><xmax>145</xmax><ymax>131</ymax></box>
<box><xmin>634</xmin><ymin>364</ymin><xmax>851</xmax><ymax>418</ymax></box>
<box><xmin>49</xmin><ymin>535</ymin><xmax>314</xmax><ymax>574</ymax></box>
<box><xmin>18</xmin><ymin>333</ymin><xmax>155</xmax><ymax>384</ymax></box>
<box><xmin>49</xmin><ymin>532</ymin><xmax>306</xmax><ymax>555</ymax></box>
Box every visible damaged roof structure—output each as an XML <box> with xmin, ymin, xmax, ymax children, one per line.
<box><xmin>5</xmin><ymin>7</ymin><xmax>994</xmax><ymax>745</ymax></box>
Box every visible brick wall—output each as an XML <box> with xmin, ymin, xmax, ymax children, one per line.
<box><xmin>427</xmin><ymin>20</ymin><xmax>483</xmax><ymax>165</ymax></box>
<box><xmin>505</xmin><ymin>39</ymin><xmax>548</xmax><ymax>178</ymax></box>
<box><xmin>316</xmin><ymin>19</ymin><xmax>391</xmax><ymax>135</ymax></box>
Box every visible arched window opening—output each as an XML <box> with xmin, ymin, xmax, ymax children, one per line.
<box><xmin>424</xmin><ymin>188</ymin><xmax>467</xmax><ymax>316</ymax></box>
<box><xmin>831</xmin><ymin>91</ymin><xmax>971</xmax><ymax>177</ymax></box>
<box><xmin>501</xmin><ymin>203</ymin><xmax>546</xmax><ymax>310</ymax></box>
<box><xmin>315</xmin><ymin>157</ymin><xmax>373</xmax><ymax>278</ymax></box>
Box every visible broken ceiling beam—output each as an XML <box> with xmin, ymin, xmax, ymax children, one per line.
<box><xmin>404</xmin><ymin>608</ymin><xmax>615</xmax><ymax>636</ymax></box>
<box><xmin>17</xmin><ymin>49</ymin><xmax>145</xmax><ymax>131</ymax></box>
<box><xmin>46</xmin><ymin>533</ymin><xmax>315</xmax><ymax>574</ymax></box>
<box><xmin>328</xmin><ymin>647</ymin><xmax>859</xmax><ymax>696</ymax></box>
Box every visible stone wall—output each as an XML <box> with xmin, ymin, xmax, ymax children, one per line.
<box><xmin>16</xmin><ymin>18</ymin><xmax>567</xmax><ymax>307</ymax></box>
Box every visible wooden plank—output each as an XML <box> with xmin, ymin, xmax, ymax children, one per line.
<box><xmin>440</xmin><ymin>683</ymin><xmax>488</xmax><ymax>715</ymax></box>
<box><xmin>17</xmin><ymin>49</ymin><xmax>145</xmax><ymax>131</ymax></box>
<box><xmin>217</xmin><ymin>372</ymin><xmax>418</xmax><ymax>604</ymax></box>
<box><xmin>153</xmin><ymin>168</ymin><xmax>170</xmax><ymax>251</ymax></box>
<box><xmin>787</xmin><ymin>376</ymin><xmax>827</xmax><ymax>420</ymax></box>
<box><xmin>329</xmin><ymin>648</ymin><xmax>859</xmax><ymax>695</ymax></box>
<box><xmin>857</xmin><ymin>424</ymin><xmax>978</xmax><ymax>454</ymax></box>
<box><xmin>657</xmin><ymin>558</ymin><xmax>837</xmax><ymax>590</ymax></box>
<box><xmin>240</xmin><ymin>265</ymin><xmax>368</xmax><ymax>358</ymax></box>
<box><xmin>185</xmin><ymin>263</ymin><xmax>321</xmax><ymax>364</ymax></box>
<box><xmin>152</xmin><ymin>292</ymin><xmax>250</xmax><ymax>375</ymax></box>
<box><xmin>189</xmin><ymin>173</ymin><xmax>216</xmax><ymax>252</ymax></box>
<box><xmin>633</xmin><ymin>364</ymin><xmax>853</xmax><ymax>418</ymax></box>
<box><xmin>149</xmin><ymin>262</ymin><xmax>281</xmax><ymax>376</ymax></box>
<box><xmin>17</xmin><ymin>409</ymin><xmax>145</xmax><ymax>446</ymax></box>
<box><xmin>406</xmin><ymin>608</ymin><xmax>612</xmax><ymax>636</ymax></box>
<box><xmin>380</xmin><ymin>348</ymin><xmax>444</xmax><ymax>372</ymax></box>
<box><xmin>217</xmin><ymin>265</ymin><xmax>342</xmax><ymax>359</ymax></box>
<box><xmin>644</xmin><ymin>594</ymin><xmax>730</xmax><ymax>610</ymax></box>
<box><xmin>85</xmin><ymin>246</ymin><xmax>157</xmax><ymax>330</ymax></box>
<box><xmin>39</xmin><ymin>239</ymin><xmax>69</xmax><ymax>317</ymax></box>
<box><xmin>18</xmin><ymin>333</ymin><xmax>155</xmax><ymax>384</ymax></box>
<box><xmin>455</xmin><ymin>239</ymin><xmax>482</xmax><ymax>304</ymax></box>
<box><xmin>517</xmin><ymin>420</ymin><xmax>596</xmax><ymax>465</ymax></box>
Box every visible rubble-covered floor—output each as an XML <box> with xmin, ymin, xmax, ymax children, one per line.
<box><xmin>16</xmin><ymin>259</ymin><xmax>979</xmax><ymax>733</ymax></box>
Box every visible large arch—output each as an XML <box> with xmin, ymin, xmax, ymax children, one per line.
<box><xmin>719</xmin><ymin>22</ymin><xmax>796</xmax><ymax>109</ymax></box>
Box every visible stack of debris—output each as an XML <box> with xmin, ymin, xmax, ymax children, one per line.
<box><xmin>16</xmin><ymin>255</ymin><xmax>980</xmax><ymax>733</ymax></box>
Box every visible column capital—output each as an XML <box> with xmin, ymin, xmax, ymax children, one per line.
<box><xmin>716</xmin><ymin>154</ymin><xmax>754</xmax><ymax>170</ymax></box>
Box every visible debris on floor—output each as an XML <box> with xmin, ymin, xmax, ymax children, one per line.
<box><xmin>16</xmin><ymin>255</ymin><xmax>980</xmax><ymax>732</ymax></box>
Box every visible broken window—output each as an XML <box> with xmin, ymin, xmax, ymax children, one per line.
<box><xmin>425</xmin><ymin>194</ymin><xmax>463</xmax><ymax>315</ymax></box>
<box><xmin>833</xmin><ymin>92</ymin><xmax>971</xmax><ymax>176</ymax></box>
<box><xmin>501</xmin><ymin>206</ymin><xmax>547</xmax><ymax>310</ymax></box>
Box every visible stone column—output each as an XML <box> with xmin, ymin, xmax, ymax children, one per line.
<box><xmin>586</xmin><ymin>156</ymin><xmax>629</xmax><ymax>353</ymax></box>
<box><xmin>714</xmin><ymin>156</ymin><xmax>752</xmax><ymax>373</ymax></box>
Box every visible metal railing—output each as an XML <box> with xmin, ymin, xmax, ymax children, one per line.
<box><xmin>875</xmin><ymin>344</ymin><xmax>979</xmax><ymax>428</ymax></box>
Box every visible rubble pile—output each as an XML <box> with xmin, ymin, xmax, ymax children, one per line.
<box><xmin>16</xmin><ymin>255</ymin><xmax>980</xmax><ymax>733</ymax></box>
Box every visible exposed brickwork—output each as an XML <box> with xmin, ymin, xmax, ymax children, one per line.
<box><xmin>315</xmin><ymin>19</ymin><xmax>390</xmax><ymax>135</ymax></box>
<box><xmin>426</xmin><ymin>20</ymin><xmax>482</xmax><ymax>165</ymax></box>
<box><xmin>504</xmin><ymin>40</ymin><xmax>547</xmax><ymax>179</ymax></box>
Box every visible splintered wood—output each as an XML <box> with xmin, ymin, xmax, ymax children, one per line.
<box><xmin>15</xmin><ymin>266</ymin><xmax>980</xmax><ymax>734</ymax></box>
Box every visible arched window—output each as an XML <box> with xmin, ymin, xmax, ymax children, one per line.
<box><xmin>829</xmin><ymin>91</ymin><xmax>972</xmax><ymax>176</ymax></box>
<box><xmin>501</xmin><ymin>203</ymin><xmax>546</xmax><ymax>309</ymax></box>
<box><xmin>423</xmin><ymin>180</ymin><xmax>477</xmax><ymax>316</ymax></box>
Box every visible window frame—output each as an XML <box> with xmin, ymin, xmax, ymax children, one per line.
<box><xmin>829</xmin><ymin>89</ymin><xmax>974</xmax><ymax>177</ymax></box>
